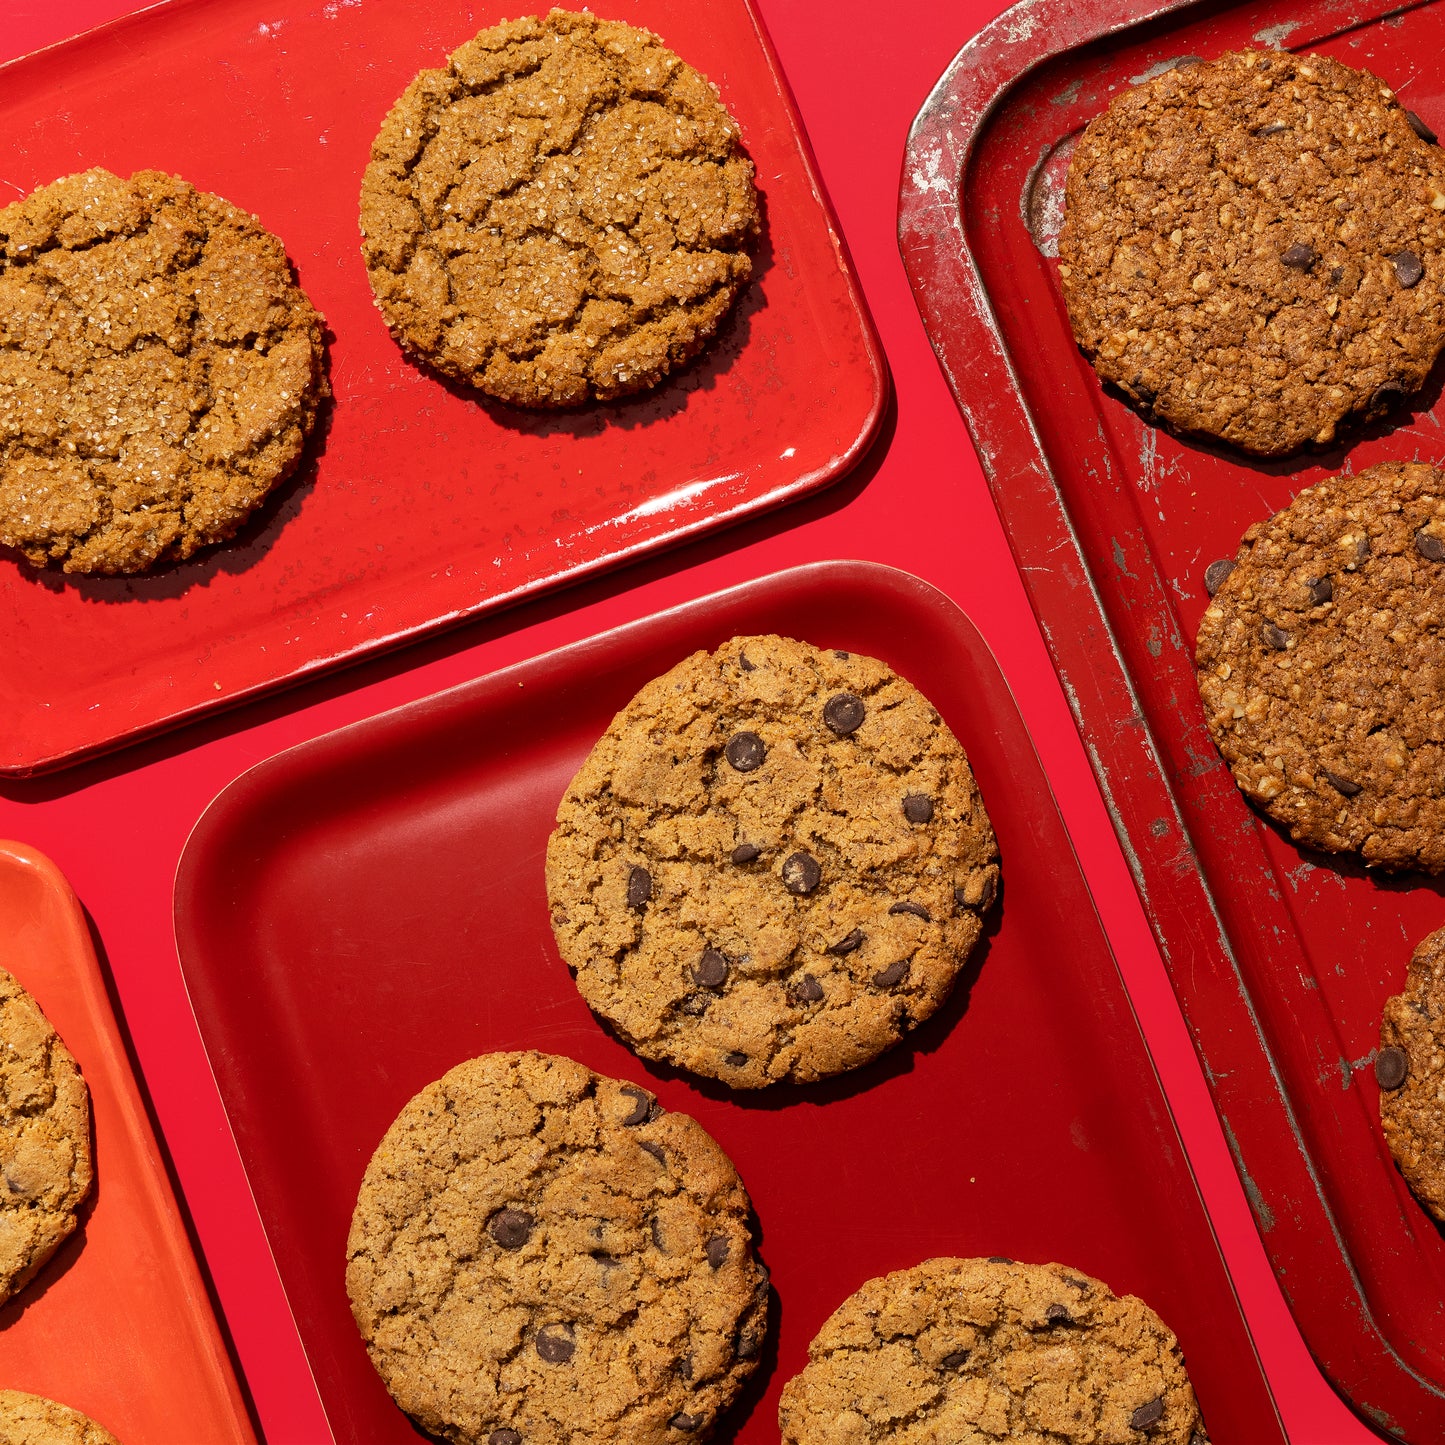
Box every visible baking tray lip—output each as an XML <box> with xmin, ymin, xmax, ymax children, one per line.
<box><xmin>172</xmin><ymin>555</ymin><xmax>1280</xmax><ymax>1442</ymax></box>
<box><xmin>0</xmin><ymin>0</ymin><xmax>889</xmax><ymax>780</ymax></box>
<box><xmin>898</xmin><ymin>0</ymin><xmax>1443</xmax><ymax>1434</ymax></box>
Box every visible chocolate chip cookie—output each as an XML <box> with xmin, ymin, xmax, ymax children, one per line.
<box><xmin>359</xmin><ymin>10</ymin><xmax>758</xmax><ymax>407</ymax></box>
<box><xmin>1379</xmin><ymin>926</ymin><xmax>1445</xmax><ymax>1220</ymax></box>
<box><xmin>0</xmin><ymin>168</ymin><xmax>327</xmax><ymax>574</ymax></box>
<box><xmin>1196</xmin><ymin>462</ymin><xmax>1445</xmax><ymax>871</ymax></box>
<box><xmin>346</xmin><ymin>1051</ymin><xmax>768</xmax><ymax>1444</ymax></box>
<box><xmin>1059</xmin><ymin>49</ymin><xmax>1445</xmax><ymax>456</ymax></box>
<box><xmin>777</xmin><ymin>1257</ymin><xmax>1206</xmax><ymax>1444</ymax></box>
<box><xmin>0</xmin><ymin>1392</ymin><xmax>120</xmax><ymax>1445</ymax></box>
<box><xmin>0</xmin><ymin>967</ymin><xmax>93</xmax><ymax>1306</ymax></box>
<box><xmin>546</xmin><ymin>635</ymin><xmax>1000</xmax><ymax>1088</ymax></box>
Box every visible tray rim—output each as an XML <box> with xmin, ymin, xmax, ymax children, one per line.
<box><xmin>0</xmin><ymin>0</ymin><xmax>889</xmax><ymax>779</ymax></box>
<box><xmin>898</xmin><ymin>0</ymin><xmax>1442</xmax><ymax>1436</ymax></box>
<box><xmin>172</xmin><ymin>556</ymin><xmax>1282</xmax><ymax>1443</ymax></box>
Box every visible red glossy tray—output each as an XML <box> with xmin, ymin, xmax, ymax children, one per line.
<box><xmin>0</xmin><ymin>0</ymin><xmax>884</xmax><ymax>778</ymax></box>
<box><xmin>902</xmin><ymin>0</ymin><xmax>1445</xmax><ymax>1437</ymax></box>
<box><xmin>173</xmin><ymin>560</ymin><xmax>1281</xmax><ymax>1443</ymax></box>
<box><xmin>0</xmin><ymin>842</ymin><xmax>256</xmax><ymax>1443</ymax></box>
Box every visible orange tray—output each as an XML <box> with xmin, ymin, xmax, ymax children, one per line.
<box><xmin>0</xmin><ymin>842</ymin><xmax>256</xmax><ymax>1444</ymax></box>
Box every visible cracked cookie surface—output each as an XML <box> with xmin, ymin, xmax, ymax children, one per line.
<box><xmin>0</xmin><ymin>968</ymin><xmax>92</xmax><ymax>1306</ymax></box>
<box><xmin>1058</xmin><ymin>49</ymin><xmax>1445</xmax><ymax>456</ymax></box>
<box><xmin>0</xmin><ymin>167</ymin><xmax>326</xmax><ymax>574</ymax></box>
<box><xmin>359</xmin><ymin>9</ymin><xmax>758</xmax><ymax>407</ymax></box>
<box><xmin>1379</xmin><ymin>926</ymin><xmax>1445</xmax><ymax>1219</ymax></box>
<box><xmin>0</xmin><ymin>1392</ymin><xmax>121</xmax><ymax>1445</ymax></box>
<box><xmin>777</xmin><ymin>1257</ymin><xmax>1206</xmax><ymax>1444</ymax></box>
<box><xmin>345</xmin><ymin>1051</ymin><xmax>768</xmax><ymax>1444</ymax></box>
<box><xmin>1196</xmin><ymin>462</ymin><xmax>1445</xmax><ymax>871</ymax></box>
<box><xmin>545</xmin><ymin>635</ymin><xmax>1000</xmax><ymax>1088</ymax></box>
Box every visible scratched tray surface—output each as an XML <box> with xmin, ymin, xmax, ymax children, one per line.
<box><xmin>173</xmin><ymin>561</ymin><xmax>1279</xmax><ymax>1443</ymax></box>
<box><xmin>0</xmin><ymin>0</ymin><xmax>883</xmax><ymax>776</ymax></box>
<box><xmin>902</xmin><ymin>0</ymin><xmax>1445</xmax><ymax>1436</ymax></box>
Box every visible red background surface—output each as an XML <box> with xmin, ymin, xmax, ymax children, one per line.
<box><xmin>0</xmin><ymin>1</ymin><xmax>1381</xmax><ymax>1441</ymax></box>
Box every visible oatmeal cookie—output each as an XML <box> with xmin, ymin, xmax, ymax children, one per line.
<box><xmin>546</xmin><ymin>635</ymin><xmax>1000</xmax><ymax>1088</ymax></box>
<box><xmin>1196</xmin><ymin>462</ymin><xmax>1445</xmax><ymax>870</ymax></box>
<box><xmin>0</xmin><ymin>1392</ymin><xmax>120</xmax><ymax>1445</ymax></box>
<box><xmin>1059</xmin><ymin>49</ymin><xmax>1445</xmax><ymax>456</ymax></box>
<box><xmin>359</xmin><ymin>9</ymin><xmax>758</xmax><ymax>407</ymax></box>
<box><xmin>0</xmin><ymin>167</ymin><xmax>326</xmax><ymax>574</ymax></box>
<box><xmin>777</xmin><ymin>1257</ymin><xmax>1206</xmax><ymax>1444</ymax></box>
<box><xmin>346</xmin><ymin>1051</ymin><xmax>768</xmax><ymax>1444</ymax></box>
<box><xmin>0</xmin><ymin>968</ymin><xmax>92</xmax><ymax>1306</ymax></box>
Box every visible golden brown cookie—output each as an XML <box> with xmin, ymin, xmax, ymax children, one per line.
<box><xmin>1059</xmin><ymin>49</ymin><xmax>1445</xmax><ymax>456</ymax></box>
<box><xmin>0</xmin><ymin>1392</ymin><xmax>120</xmax><ymax>1445</ymax></box>
<box><xmin>1196</xmin><ymin>462</ymin><xmax>1445</xmax><ymax>871</ymax></box>
<box><xmin>546</xmin><ymin>635</ymin><xmax>1000</xmax><ymax>1088</ymax></box>
<box><xmin>1379</xmin><ymin>926</ymin><xmax>1445</xmax><ymax>1220</ymax></box>
<box><xmin>346</xmin><ymin>1051</ymin><xmax>768</xmax><ymax>1444</ymax></box>
<box><xmin>0</xmin><ymin>167</ymin><xmax>326</xmax><ymax>575</ymax></box>
<box><xmin>0</xmin><ymin>968</ymin><xmax>92</xmax><ymax>1306</ymax></box>
<box><xmin>777</xmin><ymin>1257</ymin><xmax>1206</xmax><ymax>1444</ymax></box>
<box><xmin>359</xmin><ymin>9</ymin><xmax>758</xmax><ymax>408</ymax></box>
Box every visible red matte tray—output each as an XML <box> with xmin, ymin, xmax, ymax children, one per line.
<box><xmin>0</xmin><ymin>0</ymin><xmax>884</xmax><ymax>777</ymax></box>
<box><xmin>0</xmin><ymin>841</ymin><xmax>257</xmax><ymax>1443</ymax></box>
<box><xmin>902</xmin><ymin>0</ymin><xmax>1445</xmax><ymax>1437</ymax></box>
<box><xmin>173</xmin><ymin>560</ymin><xmax>1281</xmax><ymax>1443</ymax></box>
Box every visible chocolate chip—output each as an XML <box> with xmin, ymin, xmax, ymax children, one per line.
<box><xmin>678</xmin><ymin>992</ymin><xmax>711</xmax><ymax>1016</ymax></box>
<box><xmin>738</xmin><ymin>652</ymin><xmax>755</xmax><ymax>672</ymax></box>
<box><xmin>1391</xmin><ymin>251</ymin><xmax>1424</xmax><ymax>288</ymax></box>
<box><xmin>902</xmin><ymin>793</ymin><xmax>934</xmax><ymax>823</ymax></box>
<box><xmin>1322</xmin><ymin>768</ymin><xmax>1362</xmax><ymax>797</ymax></box>
<box><xmin>987</xmin><ymin>1255</ymin><xmax>1013</xmax><ymax>1263</ymax></box>
<box><xmin>1063</xmin><ymin>1276</ymin><xmax>1091</xmax><ymax>1292</ymax></box>
<box><xmin>1130</xmin><ymin>1396</ymin><xmax>1165</xmax><ymax>1430</ymax></box>
<box><xmin>620</xmin><ymin>1086</ymin><xmax>653</xmax><ymax>1126</ymax></box>
<box><xmin>488</xmin><ymin>1209</ymin><xmax>534</xmax><ymax>1251</ymax></box>
<box><xmin>939</xmin><ymin>1349</ymin><xmax>970</xmax><ymax>1369</ymax></box>
<box><xmin>724</xmin><ymin>1051</ymin><xmax>749</xmax><ymax>1068</ymax></box>
<box><xmin>823</xmin><ymin>692</ymin><xmax>866</xmax><ymax>735</ymax></box>
<box><xmin>1281</xmin><ymin>242</ymin><xmax>1318</xmax><ymax>271</ymax></box>
<box><xmin>782</xmin><ymin>851</ymin><xmax>821</xmax><ymax>895</ymax></box>
<box><xmin>1045</xmin><ymin>1303</ymin><xmax>1073</xmax><ymax>1325</ymax></box>
<box><xmin>833</xmin><ymin>650</ymin><xmax>850</xmax><ymax>660</ymax></box>
<box><xmin>788</xmin><ymin>973</ymin><xmax>824</xmax><ymax>1004</ymax></box>
<box><xmin>1203</xmin><ymin>558</ymin><xmax>1235</xmax><ymax>595</ymax></box>
<box><xmin>695</xmin><ymin>948</ymin><xmax>729</xmax><ymax>989</ymax></box>
<box><xmin>889</xmin><ymin>901</ymin><xmax>931</xmax><ymax>920</ymax></box>
<box><xmin>1130</xmin><ymin>376</ymin><xmax>1156</xmax><ymax>407</ymax></box>
<box><xmin>1407</xmin><ymin>109</ymin><xmax>1439</xmax><ymax>144</ymax></box>
<box><xmin>1329</xmin><ymin>265</ymin><xmax>1344</xmax><ymax>287</ymax></box>
<box><xmin>1356</xmin><ymin>535</ymin><xmax>1372</xmax><ymax>562</ymax></box>
<box><xmin>1307</xmin><ymin>576</ymin><xmax>1333</xmax><ymax>605</ymax></box>
<box><xmin>489</xmin><ymin>1432</ymin><xmax>522</xmax><ymax>1445</ymax></box>
<box><xmin>977</xmin><ymin>872</ymin><xmax>998</xmax><ymax>910</ymax></box>
<box><xmin>592</xmin><ymin>1252</ymin><xmax>620</xmax><ymax>1271</ymax></box>
<box><xmin>627</xmin><ymin>866</ymin><xmax>652</xmax><ymax>911</ymax></box>
<box><xmin>669</xmin><ymin>1415</ymin><xmax>701</xmax><ymax>1433</ymax></box>
<box><xmin>725</xmin><ymin>732</ymin><xmax>765</xmax><ymax>772</ymax></box>
<box><xmin>535</xmin><ymin>1328</ymin><xmax>574</xmax><ymax>1364</ymax></box>
<box><xmin>1376</xmin><ymin>1045</ymin><xmax>1409</xmax><ymax>1090</ymax></box>
<box><xmin>674</xmin><ymin>1356</ymin><xmax>694</xmax><ymax>1381</ymax></box>
<box><xmin>827</xmin><ymin>928</ymin><xmax>865</xmax><ymax>955</ymax></box>
<box><xmin>640</xmin><ymin>1141</ymin><xmax>666</xmax><ymax>1166</ymax></box>
<box><xmin>1417</xmin><ymin>529</ymin><xmax>1445</xmax><ymax>562</ymax></box>
<box><xmin>1261</xmin><ymin>621</ymin><xmax>1289</xmax><ymax>651</ymax></box>
<box><xmin>650</xmin><ymin>1217</ymin><xmax>665</xmax><ymax>1249</ymax></box>
<box><xmin>706</xmin><ymin>1234</ymin><xmax>730</xmax><ymax>1268</ymax></box>
<box><xmin>1371</xmin><ymin>381</ymin><xmax>1407</xmax><ymax>413</ymax></box>
<box><xmin>1254</xmin><ymin>121</ymin><xmax>1288</xmax><ymax>136</ymax></box>
<box><xmin>873</xmin><ymin>959</ymin><xmax>910</xmax><ymax>988</ymax></box>
<box><xmin>730</xmin><ymin>842</ymin><xmax>761</xmax><ymax>864</ymax></box>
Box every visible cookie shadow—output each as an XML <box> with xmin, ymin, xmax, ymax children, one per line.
<box><xmin>5</xmin><ymin>337</ymin><xmax>335</xmax><ymax>604</ymax></box>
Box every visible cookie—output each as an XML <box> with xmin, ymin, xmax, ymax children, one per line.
<box><xmin>546</xmin><ymin>635</ymin><xmax>1000</xmax><ymax>1088</ymax></box>
<box><xmin>777</xmin><ymin>1257</ymin><xmax>1206</xmax><ymax>1444</ymax></box>
<box><xmin>346</xmin><ymin>1051</ymin><xmax>768</xmax><ymax>1444</ymax></box>
<box><xmin>0</xmin><ymin>1392</ymin><xmax>120</xmax><ymax>1445</ymax></box>
<box><xmin>359</xmin><ymin>9</ymin><xmax>758</xmax><ymax>408</ymax></box>
<box><xmin>1196</xmin><ymin>461</ymin><xmax>1445</xmax><ymax>871</ymax></box>
<box><xmin>0</xmin><ymin>167</ymin><xmax>327</xmax><ymax>574</ymax></box>
<box><xmin>1058</xmin><ymin>49</ymin><xmax>1445</xmax><ymax>456</ymax></box>
<box><xmin>1379</xmin><ymin>926</ymin><xmax>1445</xmax><ymax>1220</ymax></box>
<box><xmin>0</xmin><ymin>968</ymin><xmax>93</xmax><ymax>1306</ymax></box>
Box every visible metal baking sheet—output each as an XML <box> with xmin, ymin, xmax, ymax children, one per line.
<box><xmin>0</xmin><ymin>0</ymin><xmax>884</xmax><ymax>775</ymax></box>
<box><xmin>173</xmin><ymin>560</ymin><xmax>1281</xmax><ymax>1442</ymax></box>
<box><xmin>901</xmin><ymin>0</ymin><xmax>1445</xmax><ymax>1436</ymax></box>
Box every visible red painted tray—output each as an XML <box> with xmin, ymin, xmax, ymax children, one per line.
<box><xmin>902</xmin><ymin>0</ymin><xmax>1445</xmax><ymax>1437</ymax></box>
<box><xmin>0</xmin><ymin>841</ymin><xmax>257</xmax><ymax>1443</ymax></box>
<box><xmin>173</xmin><ymin>560</ymin><xmax>1281</xmax><ymax>1443</ymax></box>
<box><xmin>0</xmin><ymin>0</ymin><xmax>884</xmax><ymax>777</ymax></box>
